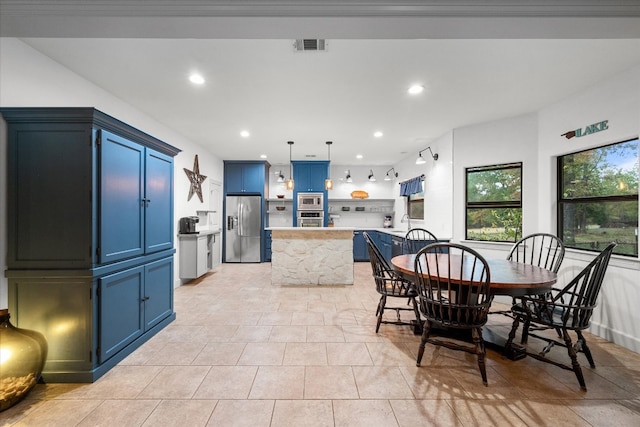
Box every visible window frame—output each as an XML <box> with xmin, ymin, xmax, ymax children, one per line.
<box><xmin>407</xmin><ymin>179</ymin><xmax>425</xmax><ymax>220</ymax></box>
<box><xmin>557</xmin><ymin>138</ymin><xmax>639</xmax><ymax>257</ymax></box>
<box><xmin>465</xmin><ymin>162</ymin><xmax>523</xmax><ymax>243</ymax></box>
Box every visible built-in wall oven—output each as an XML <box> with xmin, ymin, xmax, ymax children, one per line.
<box><xmin>297</xmin><ymin>192</ymin><xmax>325</xmax><ymax>226</ymax></box>
<box><xmin>297</xmin><ymin>211</ymin><xmax>324</xmax><ymax>227</ymax></box>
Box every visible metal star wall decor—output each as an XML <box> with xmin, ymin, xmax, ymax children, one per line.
<box><xmin>183</xmin><ymin>155</ymin><xmax>207</xmax><ymax>202</ymax></box>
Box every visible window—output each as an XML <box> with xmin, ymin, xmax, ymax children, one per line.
<box><xmin>558</xmin><ymin>138</ymin><xmax>638</xmax><ymax>257</ymax></box>
<box><xmin>466</xmin><ymin>163</ymin><xmax>522</xmax><ymax>242</ymax></box>
<box><xmin>408</xmin><ymin>187</ymin><xmax>424</xmax><ymax>219</ymax></box>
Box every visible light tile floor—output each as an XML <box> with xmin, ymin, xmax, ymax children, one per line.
<box><xmin>3</xmin><ymin>263</ymin><xmax>640</xmax><ymax>426</ymax></box>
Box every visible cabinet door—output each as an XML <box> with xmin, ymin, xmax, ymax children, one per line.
<box><xmin>145</xmin><ymin>149</ymin><xmax>174</xmax><ymax>253</ymax></box>
<box><xmin>144</xmin><ymin>257</ymin><xmax>174</xmax><ymax>331</ymax></box>
<box><xmin>100</xmin><ymin>130</ymin><xmax>145</xmax><ymax>263</ymax></box>
<box><xmin>307</xmin><ymin>163</ymin><xmax>329</xmax><ymax>191</ymax></box>
<box><xmin>225</xmin><ymin>163</ymin><xmax>264</xmax><ymax>193</ymax></box>
<box><xmin>99</xmin><ymin>266</ymin><xmax>144</xmax><ymax>363</ymax></box>
<box><xmin>196</xmin><ymin>236</ymin><xmax>209</xmax><ymax>277</ymax></box>
<box><xmin>225</xmin><ymin>163</ymin><xmax>245</xmax><ymax>193</ymax></box>
<box><xmin>353</xmin><ymin>231</ymin><xmax>369</xmax><ymax>261</ymax></box>
<box><xmin>7</xmin><ymin>123</ymin><xmax>93</xmax><ymax>269</ymax></box>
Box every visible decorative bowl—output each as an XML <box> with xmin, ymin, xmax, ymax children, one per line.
<box><xmin>276</xmin><ymin>195</ymin><xmax>285</xmax><ymax>199</ymax></box>
<box><xmin>351</xmin><ymin>190</ymin><xmax>369</xmax><ymax>199</ymax></box>
<box><xmin>276</xmin><ymin>206</ymin><xmax>286</xmax><ymax>211</ymax></box>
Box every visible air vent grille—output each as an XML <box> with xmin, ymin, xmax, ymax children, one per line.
<box><xmin>294</xmin><ymin>39</ymin><xmax>327</xmax><ymax>51</ymax></box>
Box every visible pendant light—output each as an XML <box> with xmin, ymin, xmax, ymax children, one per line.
<box><xmin>286</xmin><ymin>141</ymin><xmax>295</xmax><ymax>190</ymax></box>
<box><xmin>325</xmin><ymin>141</ymin><xmax>333</xmax><ymax>190</ymax></box>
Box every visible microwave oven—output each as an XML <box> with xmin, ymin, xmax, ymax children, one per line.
<box><xmin>297</xmin><ymin>192</ymin><xmax>324</xmax><ymax>210</ymax></box>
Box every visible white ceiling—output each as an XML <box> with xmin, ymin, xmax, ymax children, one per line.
<box><xmin>3</xmin><ymin>1</ymin><xmax>640</xmax><ymax>165</ymax></box>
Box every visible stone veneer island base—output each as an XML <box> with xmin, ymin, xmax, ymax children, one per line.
<box><xmin>270</xmin><ymin>228</ymin><xmax>354</xmax><ymax>285</ymax></box>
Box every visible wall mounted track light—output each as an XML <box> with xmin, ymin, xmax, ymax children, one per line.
<box><xmin>416</xmin><ymin>147</ymin><xmax>438</xmax><ymax>164</ymax></box>
<box><xmin>384</xmin><ymin>167</ymin><xmax>398</xmax><ymax>181</ymax></box>
<box><xmin>368</xmin><ymin>169</ymin><xmax>376</xmax><ymax>182</ymax></box>
<box><xmin>345</xmin><ymin>170</ymin><xmax>352</xmax><ymax>183</ymax></box>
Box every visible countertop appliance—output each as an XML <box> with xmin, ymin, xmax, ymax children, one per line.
<box><xmin>225</xmin><ymin>195</ymin><xmax>261</xmax><ymax>262</ymax></box>
<box><xmin>297</xmin><ymin>192</ymin><xmax>323</xmax><ymax>210</ymax></box>
<box><xmin>383</xmin><ymin>215</ymin><xmax>393</xmax><ymax>228</ymax></box>
<box><xmin>179</xmin><ymin>216</ymin><xmax>199</xmax><ymax>234</ymax></box>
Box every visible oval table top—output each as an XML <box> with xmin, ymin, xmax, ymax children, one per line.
<box><xmin>391</xmin><ymin>254</ymin><xmax>557</xmax><ymax>296</ymax></box>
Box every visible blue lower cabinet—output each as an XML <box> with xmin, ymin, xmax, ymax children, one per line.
<box><xmin>264</xmin><ymin>230</ymin><xmax>272</xmax><ymax>261</ymax></box>
<box><xmin>353</xmin><ymin>230</ymin><xmax>373</xmax><ymax>262</ymax></box>
<box><xmin>379</xmin><ymin>232</ymin><xmax>392</xmax><ymax>263</ymax></box>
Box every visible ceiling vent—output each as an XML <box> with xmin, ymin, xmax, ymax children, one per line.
<box><xmin>294</xmin><ymin>39</ymin><xmax>327</xmax><ymax>52</ymax></box>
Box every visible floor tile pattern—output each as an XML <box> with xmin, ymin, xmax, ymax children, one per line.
<box><xmin>2</xmin><ymin>263</ymin><xmax>640</xmax><ymax>426</ymax></box>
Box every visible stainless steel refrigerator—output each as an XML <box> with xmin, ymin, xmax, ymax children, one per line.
<box><xmin>225</xmin><ymin>195</ymin><xmax>262</xmax><ymax>262</ymax></box>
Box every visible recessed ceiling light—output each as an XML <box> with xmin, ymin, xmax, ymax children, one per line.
<box><xmin>240</xmin><ymin>130</ymin><xmax>250</xmax><ymax>138</ymax></box>
<box><xmin>260</xmin><ymin>154</ymin><xmax>267</xmax><ymax>159</ymax></box>
<box><xmin>189</xmin><ymin>73</ymin><xmax>205</xmax><ymax>85</ymax></box>
<box><xmin>373</xmin><ymin>131</ymin><xmax>383</xmax><ymax>138</ymax></box>
<box><xmin>408</xmin><ymin>84</ymin><xmax>424</xmax><ymax>95</ymax></box>
<box><xmin>356</xmin><ymin>154</ymin><xmax>363</xmax><ymax>159</ymax></box>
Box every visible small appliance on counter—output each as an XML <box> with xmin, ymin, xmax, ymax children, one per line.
<box><xmin>179</xmin><ymin>216</ymin><xmax>199</xmax><ymax>234</ymax></box>
<box><xmin>383</xmin><ymin>215</ymin><xmax>393</xmax><ymax>228</ymax></box>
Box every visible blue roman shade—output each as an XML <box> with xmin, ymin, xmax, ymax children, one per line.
<box><xmin>399</xmin><ymin>175</ymin><xmax>424</xmax><ymax>196</ymax></box>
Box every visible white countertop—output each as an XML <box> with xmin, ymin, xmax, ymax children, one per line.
<box><xmin>266</xmin><ymin>227</ymin><xmax>355</xmax><ymax>231</ymax></box>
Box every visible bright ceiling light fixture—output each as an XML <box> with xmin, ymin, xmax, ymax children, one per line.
<box><xmin>189</xmin><ymin>73</ymin><xmax>205</xmax><ymax>85</ymax></box>
<box><xmin>373</xmin><ymin>131</ymin><xmax>383</xmax><ymax>138</ymax></box>
<box><xmin>408</xmin><ymin>84</ymin><xmax>424</xmax><ymax>95</ymax></box>
<box><xmin>356</xmin><ymin>154</ymin><xmax>363</xmax><ymax>159</ymax></box>
<box><xmin>240</xmin><ymin>130</ymin><xmax>250</xmax><ymax>138</ymax></box>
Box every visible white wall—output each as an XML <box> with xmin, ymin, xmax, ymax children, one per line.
<box><xmin>452</xmin><ymin>67</ymin><xmax>640</xmax><ymax>352</ymax></box>
<box><xmin>0</xmin><ymin>38</ymin><xmax>225</xmax><ymax>303</ymax></box>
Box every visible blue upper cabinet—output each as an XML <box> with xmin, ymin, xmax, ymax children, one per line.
<box><xmin>293</xmin><ymin>160</ymin><xmax>329</xmax><ymax>192</ymax></box>
<box><xmin>224</xmin><ymin>161</ymin><xmax>269</xmax><ymax>194</ymax></box>
<box><xmin>2</xmin><ymin>108</ymin><xmax>180</xmax><ymax>269</ymax></box>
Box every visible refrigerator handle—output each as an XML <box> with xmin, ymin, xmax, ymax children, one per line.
<box><xmin>238</xmin><ymin>203</ymin><xmax>244</xmax><ymax>236</ymax></box>
<box><xmin>227</xmin><ymin>215</ymin><xmax>234</xmax><ymax>231</ymax></box>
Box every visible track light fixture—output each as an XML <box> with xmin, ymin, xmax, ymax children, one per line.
<box><xmin>286</xmin><ymin>141</ymin><xmax>295</xmax><ymax>190</ymax></box>
<box><xmin>384</xmin><ymin>167</ymin><xmax>398</xmax><ymax>181</ymax></box>
<box><xmin>416</xmin><ymin>146</ymin><xmax>438</xmax><ymax>165</ymax></box>
<box><xmin>325</xmin><ymin>141</ymin><xmax>333</xmax><ymax>190</ymax></box>
<box><xmin>368</xmin><ymin>169</ymin><xmax>376</xmax><ymax>182</ymax></box>
<box><xmin>345</xmin><ymin>170</ymin><xmax>352</xmax><ymax>183</ymax></box>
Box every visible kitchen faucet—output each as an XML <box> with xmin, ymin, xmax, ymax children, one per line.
<box><xmin>400</xmin><ymin>213</ymin><xmax>411</xmax><ymax>231</ymax></box>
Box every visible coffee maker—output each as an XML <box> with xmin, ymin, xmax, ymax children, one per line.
<box><xmin>179</xmin><ymin>216</ymin><xmax>199</xmax><ymax>234</ymax></box>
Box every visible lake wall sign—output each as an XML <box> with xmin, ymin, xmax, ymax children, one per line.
<box><xmin>561</xmin><ymin>120</ymin><xmax>608</xmax><ymax>139</ymax></box>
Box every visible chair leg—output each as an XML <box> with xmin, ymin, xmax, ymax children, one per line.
<box><xmin>410</xmin><ymin>297</ymin><xmax>423</xmax><ymax>335</ymax></box>
<box><xmin>472</xmin><ymin>327</ymin><xmax>488</xmax><ymax>386</ymax></box>
<box><xmin>375</xmin><ymin>295</ymin><xmax>386</xmax><ymax>333</ymax></box>
<box><xmin>562</xmin><ymin>328</ymin><xmax>587</xmax><ymax>391</ymax></box>
<box><xmin>416</xmin><ymin>320</ymin><xmax>431</xmax><ymax>366</ymax></box>
<box><xmin>576</xmin><ymin>330</ymin><xmax>596</xmax><ymax>368</ymax></box>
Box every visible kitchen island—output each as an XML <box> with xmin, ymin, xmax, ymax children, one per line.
<box><xmin>268</xmin><ymin>227</ymin><xmax>354</xmax><ymax>285</ymax></box>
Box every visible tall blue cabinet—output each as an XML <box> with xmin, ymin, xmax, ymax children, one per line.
<box><xmin>1</xmin><ymin>108</ymin><xmax>180</xmax><ymax>382</ymax></box>
<box><xmin>292</xmin><ymin>160</ymin><xmax>329</xmax><ymax>226</ymax></box>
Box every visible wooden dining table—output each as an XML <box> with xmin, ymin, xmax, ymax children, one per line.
<box><xmin>390</xmin><ymin>253</ymin><xmax>558</xmax><ymax>360</ymax></box>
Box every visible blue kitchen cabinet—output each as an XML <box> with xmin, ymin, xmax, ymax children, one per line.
<box><xmin>2</xmin><ymin>107</ymin><xmax>179</xmax><ymax>382</ymax></box>
<box><xmin>100</xmin><ymin>131</ymin><xmax>174</xmax><ymax>264</ymax></box>
<box><xmin>353</xmin><ymin>230</ymin><xmax>374</xmax><ymax>262</ymax></box>
<box><xmin>264</xmin><ymin>230</ymin><xmax>273</xmax><ymax>261</ymax></box>
<box><xmin>293</xmin><ymin>160</ymin><xmax>329</xmax><ymax>192</ymax></box>
<box><xmin>224</xmin><ymin>161</ymin><xmax>268</xmax><ymax>194</ymax></box>
<box><xmin>378</xmin><ymin>232</ymin><xmax>392</xmax><ymax>263</ymax></box>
